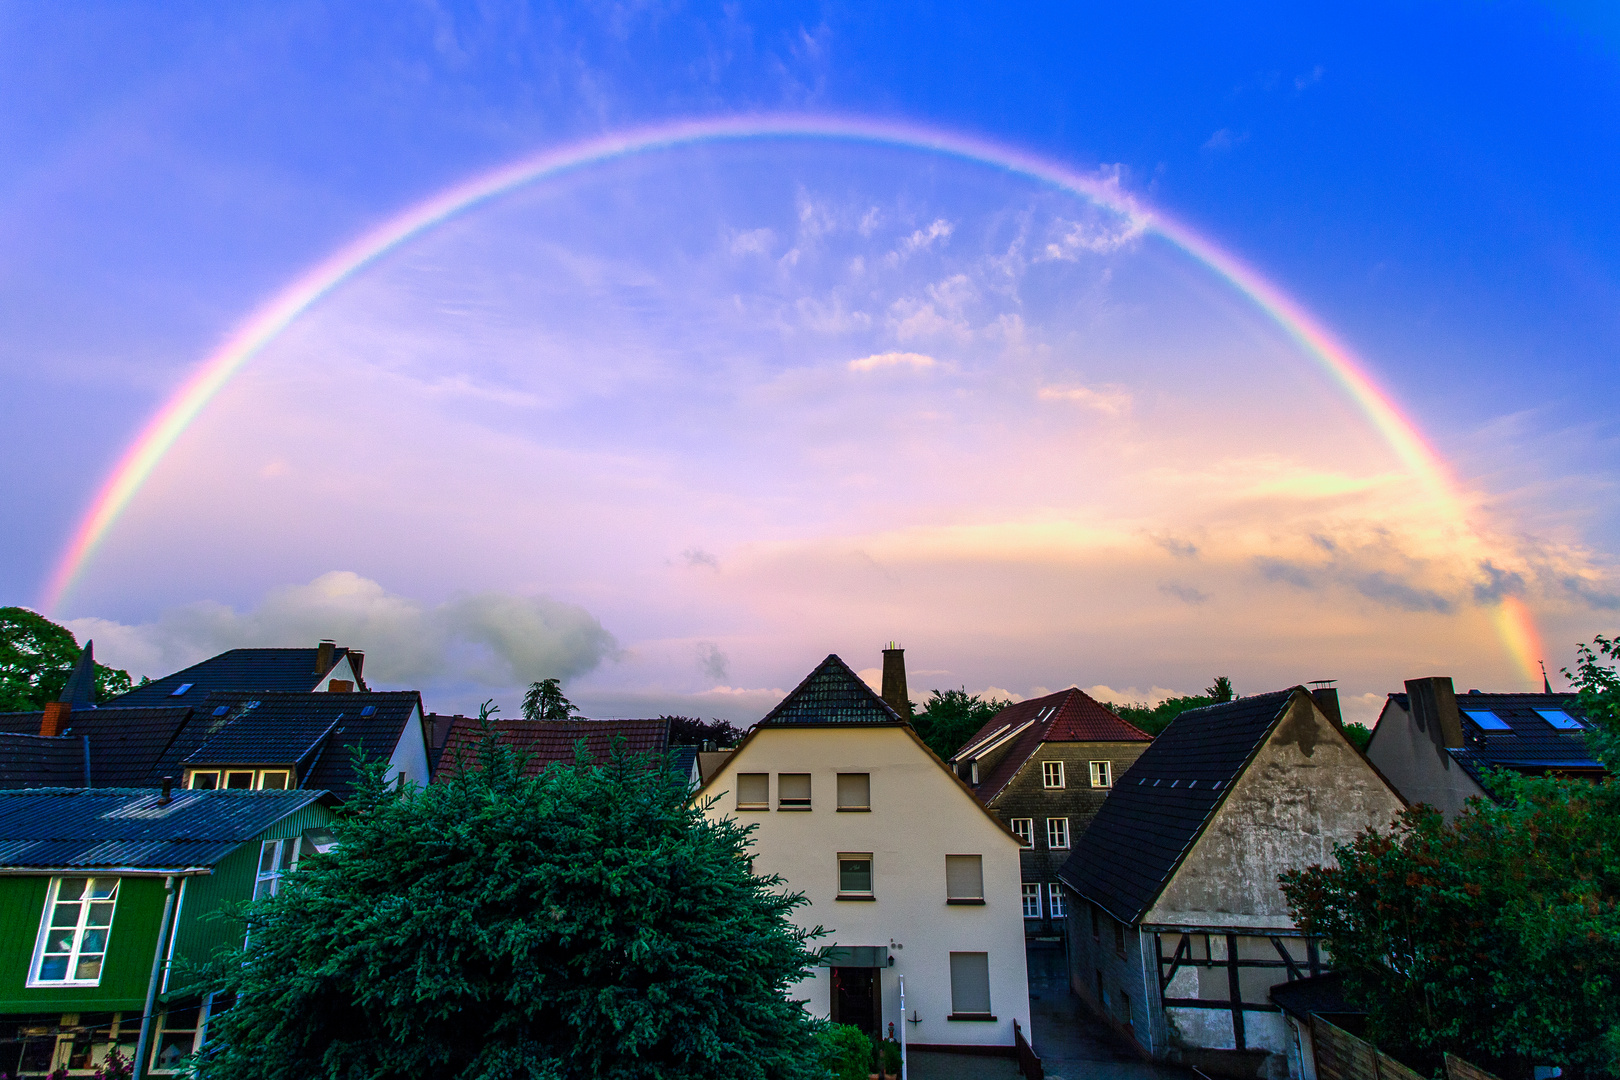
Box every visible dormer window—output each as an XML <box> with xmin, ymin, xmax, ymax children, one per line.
<box><xmin>1535</xmin><ymin>709</ymin><xmax>1583</xmax><ymax>730</ymax></box>
<box><xmin>187</xmin><ymin>768</ymin><xmax>294</xmax><ymax>791</ymax></box>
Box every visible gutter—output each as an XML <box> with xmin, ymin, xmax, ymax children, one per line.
<box><xmin>0</xmin><ymin>867</ymin><xmax>214</xmax><ymax>877</ymax></box>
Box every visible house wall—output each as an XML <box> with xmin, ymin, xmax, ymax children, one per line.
<box><xmin>164</xmin><ymin>802</ymin><xmax>333</xmax><ymax>985</ymax></box>
<box><xmin>990</xmin><ymin>740</ymin><xmax>1151</xmax><ymax>936</ymax></box>
<box><xmin>0</xmin><ymin>876</ymin><xmax>168</xmax><ymax>1013</ymax></box>
<box><xmin>314</xmin><ymin>656</ymin><xmax>361</xmax><ymax>693</ymax></box>
<box><xmin>1063</xmin><ymin>894</ymin><xmax>1158</xmax><ymax>1054</ymax></box>
<box><xmin>1363</xmin><ymin>699</ymin><xmax>1483</xmax><ymax>819</ymax></box>
<box><xmin>385</xmin><ymin>705</ymin><xmax>431</xmax><ymax>789</ymax></box>
<box><xmin>700</xmin><ymin>725</ymin><xmax>1030</xmax><ymax>1048</ymax></box>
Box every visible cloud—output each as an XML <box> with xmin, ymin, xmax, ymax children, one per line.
<box><xmin>848</xmin><ymin>351</ymin><xmax>938</xmax><ymax>373</ymax></box>
<box><xmin>1043</xmin><ymin>207</ymin><xmax>1149</xmax><ymax>258</ymax></box>
<box><xmin>1561</xmin><ymin>574</ymin><xmax>1620</xmax><ymax>610</ymax></box>
<box><xmin>1473</xmin><ymin>560</ymin><xmax>1526</xmax><ymax>604</ymax></box>
<box><xmin>682</xmin><ymin>548</ymin><xmax>720</xmax><ymax>570</ymax></box>
<box><xmin>696</xmin><ymin>641</ymin><xmax>729</xmax><ymax>683</ymax></box>
<box><xmin>1159</xmin><ymin>582</ymin><xmax>1211</xmax><ymax>605</ymax></box>
<box><xmin>1202</xmin><ymin>128</ymin><xmax>1249</xmax><ymax>152</ymax></box>
<box><xmin>1253</xmin><ymin>557</ymin><xmax>1453</xmax><ymax>613</ymax></box>
<box><xmin>729</xmin><ymin>228</ymin><xmax>775</xmax><ymax>256</ymax></box>
<box><xmin>68</xmin><ymin>571</ymin><xmax>616</xmax><ymax>688</ymax></box>
<box><xmin>897</xmin><ymin>218</ymin><xmax>954</xmax><ymax>256</ymax></box>
<box><xmin>1083</xmin><ymin>685</ymin><xmax>1186</xmax><ymax>707</ymax></box>
<box><xmin>1038</xmin><ymin>384</ymin><xmax>1131</xmax><ymax>415</ymax></box>
<box><xmin>1295</xmin><ymin>65</ymin><xmax>1324</xmax><ymax>91</ymax></box>
<box><xmin>1154</xmin><ymin>535</ymin><xmax>1200</xmax><ymax>559</ymax></box>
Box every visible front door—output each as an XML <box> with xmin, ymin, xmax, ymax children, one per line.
<box><xmin>830</xmin><ymin>966</ymin><xmax>880</xmax><ymax>1039</ymax></box>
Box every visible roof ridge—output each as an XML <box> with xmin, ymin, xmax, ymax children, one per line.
<box><xmin>757</xmin><ymin>654</ymin><xmax>901</xmax><ymax>727</ymax></box>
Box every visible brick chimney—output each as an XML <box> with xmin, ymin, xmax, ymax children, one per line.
<box><xmin>881</xmin><ymin>644</ymin><xmax>911</xmax><ymax>718</ymax></box>
<box><xmin>315</xmin><ymin>640</ymin><xmax>335</xmax><ymax>675</ymax></box>
<box><xmin>40</xmin><ymin>701</ymin><xmax>70</xmax><ymax>738</ymax></box>
<box><xmin>1406</xmin><ymin>676</ymin><xmax>1463</xmax><ymax>749</ymax></box>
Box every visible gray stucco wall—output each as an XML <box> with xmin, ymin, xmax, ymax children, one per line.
<box><xmin>1363</xmin><ymin>699</ymin><xmax>1484</xmax><ymax>819</ymax></box>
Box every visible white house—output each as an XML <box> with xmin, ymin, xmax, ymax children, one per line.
<box><xmin>695</xmin><ymin>653</ymin><xmax>1031</xmax><ymax>1051</ymax></box>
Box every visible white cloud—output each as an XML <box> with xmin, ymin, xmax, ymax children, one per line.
<box><xmin>1043</xmin><ymin>211</ymin><xmax>1149</xmax><ymax>258</ymax></box>
<box><xmin>729</xmin><ymin>228</ymin><xmax>776</xmax><ymax>256</ymax></box>
<box><xmin>848</xmin><ymin>351</ymin><xmax>938</xmax><ymax>373</ymax></box>
<box><xmin>900</xmin><ymin>218</ymin><xmax>954</xmax><ymax>254</ymax></box>
<box><xmin>977</xmin><ymin>686</ymin><xmax>1024</xmax><ymax>704</ymax></box>
<box><xmin>68</xmin><ymin>571</ymin><xmax>616</xmax><ymax>689</ymax></box>
<box><xmin>1038</xmin><ymin>384</ymin><xmax>1132</xmax><ymax>415</ymax></box>
<box><xmin>1202</xmin><ymin>128</ymin><xmax>1249</xmax><ymax>152</ymax></box>
<box><xmin>1082</xmin><ymin>684</ymin><xmax>1187</xmax><ymax>707</ymax></box>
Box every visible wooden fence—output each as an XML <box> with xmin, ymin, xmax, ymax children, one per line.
<box><xmin>1311</xmin><ymin>1016</ymin><xmax>1504</xmax><ymax>1080</ymax></box>
<box><xmin>1012</xmin><ymin>1018</ymin><xmax>1043</xmax><ymax>1080</ymax></box>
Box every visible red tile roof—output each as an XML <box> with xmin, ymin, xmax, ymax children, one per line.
<box><xmin>954</xmin><ymin>687</ymin><xmax>1150</xmax><ymax>803</ymax></box>
<box><xmin>435</xmin><ymin>718</ymin><xmax>670</xmax><ymax>779</ymax></box>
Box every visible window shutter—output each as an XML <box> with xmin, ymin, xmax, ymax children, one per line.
<box><xmin>778</xmin><ymin>773</ymin><xmax>812</xmax><ymax>804</ymax></box>
<box><xmin>949</xmin><ymin>952</ymin><xmax>992</xmax><ymax>1014</ymax></box>
<box><xmin>837</xmin><ymin>772</ymin><xmax>870</xmax><ymax>809</ymax></box>
<box><xmin>946</xmin><ymin>855</ymin><xmax>984</xmax><ymax>900</ymax></box>
<box><xmin>737</xmin><ymin>773</ymin><xmax>768</xmax><ymax>807</ymax></box>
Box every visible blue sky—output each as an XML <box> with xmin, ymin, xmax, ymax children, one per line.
<box><xmin>2</xmin><ymin>2</ymin><xmax>1617</xmax><ymax>719</ymax></box>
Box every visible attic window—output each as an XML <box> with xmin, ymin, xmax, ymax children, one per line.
<box><xmin>171</xmin><ymin>684</ymin><xmax>193</xmax><ymax>697</ymax></box>
<box><xmin>360</xmin><ymin>705</ymin><xmax>377</xmax><ymax>717</ymax></box>
<box><xmin>1535</xmin><ymin>709</ymin><xmax>1583</xmax><ymax>730</ymax></box>
<box><xmin>212</xmin><ymin>706</ymin><xmax>230</xmax><ymax>717</ymax></box>
<box><xmin>1464</xmin><ymin>709</ymin><xmax>1511</xmax><ymax>731</ymax></box>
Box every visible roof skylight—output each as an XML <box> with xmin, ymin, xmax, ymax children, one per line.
<box><xmin>170</xmin><ymin>683</ymin><xmax>193</xmax><ymax>696</ymax></box>
<box><xmin>1463</xmin><ymin>709</ymin><xmax>1511</xmax><ymax>731</ymax></box>
<box><xmin>1535</xmin><ymin>709</ymin><xmax>1583</xmax><ymax>730</ymax></box>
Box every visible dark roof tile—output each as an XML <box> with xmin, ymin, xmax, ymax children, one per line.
<box><xmin>758</xmin><ymin>655</ymin><xmax>900</xmax><ymax>727</ymax></box>
<box><xmin>0</xmin><ymin>707</ymin><xmax>198</xmax><ymax>787</ymax></box>
<box><xmin>105</xmin><ymin>647</ymin><xmax>358</xmax><ymax>708</ymax></box>
<box><xmin>0</xmin><ymin>735</ymin><xmax>88</xmax><ymax>789</ymax></box>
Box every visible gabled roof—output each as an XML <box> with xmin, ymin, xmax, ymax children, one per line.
<box><xmin>0</xmin><ymin>707</ymin><xmax>198</xmax><ymax>787</ymax></box>
<box><xmin>954</xmin><ymin>687</ymin><xmax>1152</xmax><ymax>801</ymax></box>
<box><xmin>1385</xmin><ymin>690</ymin><xmax>1604</xmax><ymax>786</ymax></box>
<box><xmin>757</xmin><ymin>654</ymin><xmax>901</xmax><ymax>727</ymax></box>
<box><xmin>182</xmin><ymin>692</ymin><xmax>422</xmax><ymax>801</ymax></box>
<box><xmin>435</xmin><ymin>718</ymin><xmax>671</xmax><ymax>779</ymax></box>
<box><xmin>0</xmin><ymin>734</ymin><xmax>88</xmax><ymax>789</ymax></box>
<box><xmin>0</xmin><ymin>787</ymin><xmax>325</xmax><ymax>871</ymax></box>
<box><xmin>1058</xmin><ymin>688</ymin><xmax>1299</xmax><ymax>924</ymax></box>
<box><xmin>105</xmin><ymin>647</ymin><xmax>359</xmax><ymax>708</ymax></box>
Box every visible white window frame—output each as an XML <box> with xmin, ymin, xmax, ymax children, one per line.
<box><xmin>1090</xmin><ymin>760</ymin><xmax>1112</xmax><ymax>788</ymax></box>
<box><xmin>1048</xmin><ymin>883</ymin><xmax>1068</xmax><ymax>918</ymax></box>
<box><xmin>1042</xmin><ymin>761</ymin><xmax>1065</xmax><ymax>788</ymax></box>
<box><xmin>149</xmin><ymin>1003</ymin><xmax>204</xmax><ymax>1074</ymax></box>
<box><xmin>190</xmin><ymin>768</ymin><xmax>293</xmax><ymax>790</ymax></box>
<box><xmin>187</xmin><ymin>770</ymin><xmax>219</xmax><ymax>789</ymax></box>
<box><xmin>837</xmin><ymin>853</ymin><xmax>874</xmax><ymax>898</ymax></box>
<box><xmin>29</xmin><ymin>876</ymin><xmax>119</xmax><ymax>987</ymax></box>
<box><xmin>253</xmin><ymin>838</ymin><xmax>299</xmax><ymax>900</ymax></box>
<box><xmin>1046</xmin><ymin>817</ymin><xmax>1070</xmax><ymax>850</ymax></box>
<box><xmin>1009</xmin><ymin>818</ymin><xmax>1034</xmax><ymax>847</ymax></box>
<box><xmin>1021</xmin><ymin>883</ymin><xmax>1042</xmax><ymax>918</ymax></box>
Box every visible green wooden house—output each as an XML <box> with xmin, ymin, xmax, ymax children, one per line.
<box><xmin>0</xmin><ymin>786</ymin><xmax>334</xmax><ymax>1077</ymax></box>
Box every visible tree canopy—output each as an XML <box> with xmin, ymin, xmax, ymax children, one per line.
<box><xmin>1281</xmin><ymin>639</ymin><xmax>1620</xmax><ymax>1075</ymax></box>
<box><xmin>1110</xmin><ymin>676</ymin><xmax>1236</xmax><ymax>736</ymax></box>
<box><xmin>0</xmin><ymin>606</ymin><xmax>139</xmax><ymax>711</ymax></box>
<box><xmin>194</xmin><ymin>736</ymin><xmax>826</xmax><ymax>1080</ymax></box>
<box><xmin>522</xmin><ymin>677</ymin><xmax>583</xmax><ymax>720</ymax></box>
<box><xmin>662</xmin><ymin>715</ymin><xmax>746</xmax><ymax>747</ymax></box>
<box><xmin>912</xmin><ymin>687</ymin><xmax>1011</xmax><ymax>760</ymax></box>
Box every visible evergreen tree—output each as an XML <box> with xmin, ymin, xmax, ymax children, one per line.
<box><xmin>522</xmin><ymin>677</ymin><xmax>583</xmax><ymax>720</ymax></box>
<box><xmin>195</xmin><ymin>735</ymin><xmax>825</xmax><ymax>1080</ymax></box>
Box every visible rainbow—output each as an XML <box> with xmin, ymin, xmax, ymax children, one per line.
<box><xmin>38</xmin><ymin>114</ymin><xmax>1541</xmax><ymax>683</ymax></box>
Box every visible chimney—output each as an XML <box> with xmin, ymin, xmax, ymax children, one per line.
<box><xmin>40</xmin><ymin>701</ymin><xmax>70</xmax><ymax>738</ymax></box>
<box><xmin>881</xmin><ymin>644</ymin><xmax>911</xmax><ymax>718</ymax></box>
<box><xmin>1405</xmin><ymin>676</ymin><xmax>1463</xmax><ymax>749</ymax></box>
<box><xmin>1308</xmin><ymin>681</ymin><xmax>1343</xmax><ymax>728</ymax></box>
<box><xmin>347</xmin><ymin>650</ymin><xmax>365</xmax><ymax>683</ymax></box>
<box><xmin>315</xmin><ymin>640</ymin><xmax>335</xmax><ymax>675</ymax></box>
<box><xmin>159</xmin><ymin>776</ymin><xmax>173</xmax><ymax>805</ymax></box>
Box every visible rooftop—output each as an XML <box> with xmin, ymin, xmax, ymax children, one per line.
<box><xmin>105</xmin><ymin>646</ymin><xmax>360</xmax><ymax>708</ymax></box>
<box><xmin>757</xmin><ymin>654</ymin><xmax>902</xmax><ymax>727</ymax></box>
<box><xmin>435</xmin><ymin>717</ymin><xmax>672</xmax><ymax>779</ymax></box>
<box><xmin>953</xmin><ymin>687</ymin><xmax>1151</xmax><ymax>801</ymax></box>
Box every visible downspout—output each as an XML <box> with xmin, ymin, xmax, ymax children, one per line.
<box><xmin>133</xmin><ymin>875</ymin><xmax>179</xmax><ymax>1080</ymax></box>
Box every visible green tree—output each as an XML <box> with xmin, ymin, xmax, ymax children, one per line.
<box><xmin>1340</xmin><ymin>721</ymin><xmax>1373</xmax><ymax>752</ymax></box>
<box><xmin>1206</xmin><ymin>675</ymin><xmax>1234</xmax><ymax>702</ymax></box>
<box><xmin>1281</xmin><ymin>637</ymin><xmax>1620</xmax><ymax>1074</ymax></box>
<box><xmin>195</xmin><ymin>737</ymin><xmax>825</xmax><ymax>1080</ymax></box>
<box><xmin>522</xmin><ymin>677</ymin><xmax>583</xmax><ymax>721</ymax></box>
<box><xmin>814</xmin><ymin>1024</ymin><xmax>872</xmax><ymax>1080</ymax></box>
<box><xmin>0</xmin><ymin>607</ymin><xmax>138</xmax><ymax>711</ymax></box>
<box><xmin>912</xmin><ymin>687</ymin><xmax>1012</xmax><ymax>760</ymax></box>
<box><xmin>1111</xmin><ymin>677</ymin><xmax>1235</xmax><ymax>737</ymax></box>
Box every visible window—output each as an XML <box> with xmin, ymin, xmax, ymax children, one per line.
<box><xmin>945</xmin><ymin>855</ymin><xmax>984</xmax><ymax>903</ymax></box>
<box><xmin>1463</xmin><ymin>709</ymin><xmax>1511</xmax><ymax>731</ymax></box>
<box><xmin>254</xmin><ymin>839</ymin><xmax>299</xmax><ymax>900</ymax></box>
<box><xmin>211</xmin><ymin>705</ymin><xmax>230</xmax><ymax>716</ymax></box>
<box><xmin>31</xmin><ymin>877</ymin><xmax>118</xmax><ymax>986</ymax></box>
<box><xmin>150</xmin><ymin>1005</ymin><xmax>201</xmax><ymax>1073</ymax></box>
<box><xmin>1046</xmin><ymin>817</ymin><xmax>1069</xmax><ymax>849</ymax></box>
<box><xmin>1536</xmin><ymin>709</ymin><xmax>1584</xmax><ymax>730</ymax></box>
<box><xmin>1090</xmin><ymin>902</ymin><xmax>1100</xmax><ymax>940</ymax></box>
<box><xmin>1042</xmin><ymin>761</ymin><xmax>1065</xmax><ymax>788</ymax></box>
<box><xmin>258</xmin><ymin>771</ymin><xmax>290</xmax><ymax>790</ymax></box>
<box><xmin>1048</xmin><ymin>883</ymin><xmax>1067</xmax><ymax>918</ymax></box>
<box><xmin>192</xmin><ymin>768</ymin><xmax>292</xmax><ymax>790</ymax></box>
<box><xmin>837</xmin><ymin>773</ymin><xmax>870</xmax><ymax>810</ymax></box>
<box><xmin>360</xmin><ymin>705</ymin><xmax>377</xmax><ymax>717</ymax></box>
<box><xmin>1010</xmin><ymin>818</ymin><xmax>1033</xmax><ymax>847</ymax></box>
<box><xmin>188</xmin><ymin>771</ymin><xmax>220</xmax><ymax>790</ymax></box>
<box><xmin>1089</xmin><ymin>760</ymin><xmax>1112</xmax><ymax>788</ymax></box>
<box><xmin>838</xmin><ymin>854</ymin><xmax>873</xmax><ymax>898</ymax></box>
<box><xmin>1021</xmin><ymin>883</ymin><xmax>1042</xmax><ymax>918</ymax></box>
<box><xmin>169</xmin><ymin>683</ymin><xmax>193</xmax><ymax>697</ymax></box>
<box><xmin>736</xmin><ymin>773</ymin><xmax>768</xmax><ymax>809</ymax></box>
<box><xmin>948</xmin><ymin>952</ymin><xmax>992</xmax><ymax>1017</ymax></box>
<box><xmin>778</xmin><ymin>773</ymin><xmax>812</xmax><ymax>809</ymax></box>
<box><xmin>1119</xmin><ymin>990</ymin><xmax>1133</xmax><ymax>1031</ymax></box>
<box><xmin>969</xmin><ymin>761</ymin><xmax>979</xmax><ymax>786</ymax></box>
<box><xmin>1114</xmin><ymin>918</ymin><xmax>1126</xmax><ymax>957</ymax></box>
<box><xmin>224</xmin><ymin>771</ymin><xmax>255</xmax><ymax>789</ymax></box>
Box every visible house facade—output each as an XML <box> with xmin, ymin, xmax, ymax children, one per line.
<box><xmin>0</xmin><ymin>787</ymin><xmax>334</xmax><ymax>1076</ymax></box>
<box><xmin>1364</xmin><ymin>676</ymin><xmax>1603</xmax><ymax>819</ymax></box>
<box><xmin>1058</xmin><ymin>688</ymin><xmax>1405</xmax><ymax>1078</ymax></box>
<box><xmin>695</xmin><ymin>654</ymin><xmax>1030</xmax><ymax>1052</ymax></box>
<box><xmin>949</xmin><ymin>688</ymin><xmax>1152</xmax><ymax>942</ymax></box>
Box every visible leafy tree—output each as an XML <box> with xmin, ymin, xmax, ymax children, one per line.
<box><xmin>1111</xmin><ymin>678</ymin><xmax>1235</xmax><ymax>737</ymax></box>
<box><xmin>194</xmin><ymin>736</ymin><xmax>826</xmax><ymax>1080</ymax></box>
<box><xmin>1341</xmin><ymin>721</ymin><xmax>1373</xmax><ymax>752</ymax></box>
<box><xmin>912</xmin><ymin>687</ymin><xmax>1012</xmax><ymax>760</ymax></box>
<box><xmin>0</xmin><ymin>607</ymin><xmax>139</xmax><ymax>711</ymax></box>
<box><xmin>1281</xmin><ymin>638</ymin><xmax>1620</xmax><ymax>1075</ymax></box>
<box><xmin>662</xmin><ymin>715</ymin><xmax>746</xmax><ymax>747</ymax></box>
<box><xmin>1206</xmin><ymin>675</ymin><xmax>1234</xmax><ymax>702</ymax></box>
<box><xmin>522</xmin><ymin>677</ymin><xmax>583</xmax><ymax>721</ymax></box>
